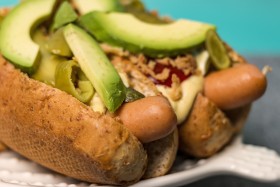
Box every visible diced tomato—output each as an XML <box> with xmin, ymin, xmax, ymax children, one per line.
<box><xmin>149</xmin><ymin>63</ymin><xmax>190</xmax><ymax>87</ymax></box>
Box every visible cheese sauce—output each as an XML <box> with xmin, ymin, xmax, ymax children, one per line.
<box><xmin>156</xmin><ymin>75</ymin><xmax>203</xmax><ymax>124</ymax></box>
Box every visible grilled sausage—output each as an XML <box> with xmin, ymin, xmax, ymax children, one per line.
<box><xmin>204</xmin><ymin>64</ymin><xmax>267</xmax><ymax>110</ymax></box>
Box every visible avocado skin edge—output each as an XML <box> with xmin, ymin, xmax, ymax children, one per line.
<box><xmin>78</xmin><ymin>11</ymin><xmax>215</xmax><ymax>58</ymax></box>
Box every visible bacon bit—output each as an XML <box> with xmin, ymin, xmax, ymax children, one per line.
<box><xmin>0</xmin><ymin>8</ymin><xmax>10</xmax><ymax>17</ymax></box>
<box><xmin>150</xmin><ymin>10</ymin><xmax>159</xmax><ymax>17</ymax></box>
<box><xmin>224</xmin><ymin>43</ymin><xmax>247</xmax><ymax>64</ymax></box>
<box><xmin>156</xmin><ymin>57</ymin><xmax>170</xmax><ymax>66</ymax></box>
<box><xmin>169</xmin><ymin>74</ymin><xmax>182</xmax><ymax>101</ymax></box>
<box><xmin>127</xmin><ymin>53</ymin><xmax>197</xmax><ymax>87</ymax></box>
<box><xmin>100</xmin><ymin>43</ymin><xmax>130</xmax><ymax>57</ymax></box>
<box><xmin>111</xmin><ymin>56</ymin><xmax>160</xmax><ymax>97</ymax></box>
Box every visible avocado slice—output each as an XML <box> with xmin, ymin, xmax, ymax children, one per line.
<box><xmin>79</xmin><ymin>12</ymin><xmax>216</xmax><ymax>57</ymax></box>
<box><xmin>31</xmin><ymin>28</ymin><xmax>67</xmax><ymax>86</ymax></box>
<box><xmin>121</xmin><ymin>0</ymin><xmax>166</xmax><ymax>24</ymax></box>
<box><xmin>72</xmin><ymin>0</ymin><xmax>123</xmax><ymax>15</ymax></box>
<box><xmin>51</xmin><ymin>1</ymin><xmax>78</xmax><ymax>31</ymax></box>
<box><xmin>46</xmin><ymin>27</ymin><xmax>73</xmax><ymax>57</ymax></box>
<box><xmin>0</xmin><ymin>0</ymin><xmax>56</xmax><ymax>73</ymax></box>
<box><xmin>63</xmin><ymin>24</ymin><xmax>126</xmax><ymax>112</ymax></box>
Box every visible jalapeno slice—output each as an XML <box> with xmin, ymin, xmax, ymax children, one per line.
<box><xmin>55</xmin><ymin>60</ymin><xmax>94</xmax><ymax>103</ymax></box>
<box><xmin>206</xmin><ymin>30</ymin><xmax>231</xmax><ymax>70</ymax></box>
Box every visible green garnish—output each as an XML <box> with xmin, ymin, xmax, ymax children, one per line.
<box><xmin>55</xmin><ymin>60</ymin><xmax>95</xmax><ymax>103</ymax></box>
<box><xmin>205</xmin><ymin>30</ymin><xmax>231</xmax><ymax>70</ymax></box>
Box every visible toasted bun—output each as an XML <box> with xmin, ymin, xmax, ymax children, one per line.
<box><xmin>0</xmin><ymin>142</ymin><xmax>6</xmax><ymax>152</ymax></box>
<box><xmin>178</xmin><ymin>93</ymin><xmax>250</xmax><ymax>158</ymax></box>
<box><xmin>0</xmin><ymin>56</ymin><xmax>147</xmax><ymax>185</ymax></box>
<box><xmin>143</xmin><ymin>128</ymin><xmax>178</xmax><ymax>179</ymax></box>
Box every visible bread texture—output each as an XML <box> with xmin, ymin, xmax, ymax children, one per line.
<box><xmin>0</xmin><ymin>142</ymin><xmax>6</xmax><ymax>152</ymax></box>
<box><xmin>178</xmin><ymin>93</ymin><xmax>250</xmax><ymax>158</ymax></box>
<box><xmin>0</xmin><ymin>57</ymin><xmax>147</xmax><ymax>185</ymax></box>
<box><xmin>143</xmin><ymin>128</ymin><xmax>178</xmax><ymax>179</ymax></box>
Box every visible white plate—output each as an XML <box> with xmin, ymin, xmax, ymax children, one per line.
<box><xmin>0</xmin><ymin>136</ymin><xmax>280</xmax><ymax>187</ymax></box>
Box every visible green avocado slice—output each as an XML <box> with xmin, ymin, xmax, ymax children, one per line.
<box><xmin>51</xmin><ymin>1</ymin><xmax>78</xmax><ymax>31</ymax></box>
<box><xmin>72</xmin><ymin>0</ymin><xmax>123</xmax><ymax>15</ymax></box>
<box><xmin>63</xmin><ymin>24</ymin><xmax>126</xmax><ymax>112</ymax></box>
<box><xmin>79</xmin><ymin>11</ymin><xmax>216</xmax><ymax>57</ymax></box>
<box><xmin>0</xmin><ymin>0</ymin><xmax>56</xmax><ymax>73</ymax></box>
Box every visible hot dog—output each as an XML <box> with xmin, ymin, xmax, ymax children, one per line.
<box><xmin>98</xmin><ymin>16</ymin><xmax>267</xmax><ymax>159</ymax></box>
<box><xmin>0</xmin><ymin>1</ymin><xmax>179</xmax><ymax>184</ymax></box>
<box><xmin>204</xmin><ymin>63</ymin><xmax>267</xmax><ymax>110</ymax></box>
<box><xmin>0</xmin><ymin>0</ymin><xmax>269</xmax><ymax>185</ymax></box>
<box><xmin>117</xmin><ymin>96</ymin><xmax>177</xmax><ymax>143</ymax></box>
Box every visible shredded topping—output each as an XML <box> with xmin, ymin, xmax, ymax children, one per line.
<box><xmin>170</xmin><ymin>74</ymin><xmax>182</xmax><ymax>101</ymax></box>
<box><xmin>0</xmin><ymin>8</ymin><xmax>10</xmax><ymax>17</ymax></box>
<box><xmin>225</xmin><ymin>43</ymin><xmax>247</xmax><ymax>64</ymax></box>
<box><xmin>101</xmin><ymin>43</ymin><xmax>198</xmax><ymax>101</ymax></box>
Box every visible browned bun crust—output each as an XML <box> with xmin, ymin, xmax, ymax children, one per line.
<box><xmin>143</xmin><ymin>128</ymin><xmax>178</xmax><ymax>179</ymax></box>
<box><xmin>0</xmin><ymin>142</ymin><xmax>7</xmax><ymax>152</ymax></box>
<box><xmin>178</xmin><ymin>46</ymin><xmax>252</xmax><ymax>158</ymax></box>
<box><xmin>0</xmin><ymin>56</ymin><xmax>147</xmax><ymax>185</ymax></box>
<box><xmin>178</xmin><ymin>93</ymin><xmax>250</xmax><ymax>158</ymax></box>
<box><xmin>225</xmin><ymin>104</ymin><xmax>251</xmax><ymax>134</ymax></box>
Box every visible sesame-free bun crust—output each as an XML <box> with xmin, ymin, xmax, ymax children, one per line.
<box><xmin>0</xmin><ymin>142</ymin><xmax>6</xmax><ymax>152</ymax></box>
<box><xmin>179</xmin><ymin>93</ymin><xmax>250</xmax><ymax>158</ymax></box>
<box><xmin>143</xmin><ymin>128</ymin><xmax>178</xmax><ymax>179</ymax></box>
<box><xmin>0</xmin><ymin>57</ymin><xmax>147</xmax><ymax>185</ymax></box>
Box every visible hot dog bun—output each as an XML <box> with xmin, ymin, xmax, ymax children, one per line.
<box><xmin>178</xmin><ymin>93</ymin><xmax>250</xmax><ymax>158</ymax></box>
<box><xmin>0</xmin><ymin>56</ymin><xmax>147</xmax><ymax>185</ymax></box>
<box><xmin>105</xmin><ymin>43</ymin><xmax>254</xmax><ymax>159</ymax></box>
<box><xmin>143</xmin><ymin>128</ymin><xmax>178</xmax><ymax>179</ymax></box>
<box><xmin>110</xmin><ymin>53</ymin><xmax>179</xmax><ymax>178</ymax></box>
<box><xmin>178</xmin><ymin>49</ymin><xmax>253</xmax><ymax>158</ymax></box>
<box><xmin>0</xmin><ymin>142</ymin><xmax>6</xmax><ymax>152</ymax></box>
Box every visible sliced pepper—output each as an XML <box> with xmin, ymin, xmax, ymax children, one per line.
<box><xmin>55</xmin><ymin>60</ymin><xmax>94</xmax><ymax>103</ymax></box>
<box><xmin>205</xmin><ymin>30</ymin><xmax>231</xmax><ymax>70</ymax></box>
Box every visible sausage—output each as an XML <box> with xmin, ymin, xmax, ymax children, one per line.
<box><xmin>204</xmin><ymin>64</ymin><xmax>267</xmax><ymax>110</ymax></box>
<box><xmin>117</xmin><ymin>96</ymin><xmax>177</xmax><ymax>143</ymax></box>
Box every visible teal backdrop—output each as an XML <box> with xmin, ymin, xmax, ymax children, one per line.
<box><xmin>0</xmin><ymin>0</ymin><xmax>279</xmax><ymax>56</ymax></box>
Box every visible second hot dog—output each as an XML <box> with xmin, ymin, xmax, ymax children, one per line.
<box><xmin>204</xmin><ymin>64</ymin><xmax>267</xmax><ymax>110</ymax></box>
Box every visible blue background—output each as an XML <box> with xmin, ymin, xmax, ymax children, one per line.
<box><xmin>1</xmin><ymin>0</ymin><xmax>280</xmax><ymax>56</ymax></box>
<box><xmin>142</xmin><ymin>0</ymin><xmax>280</xmax><ymax>56</ymax></box>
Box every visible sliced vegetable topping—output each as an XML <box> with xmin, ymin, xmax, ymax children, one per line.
<box><xmin>122</xmin><ymin>0</ymin><xmax>166</xmax><ymax>24</ymax></box>
<box><xmin>72</xmin><ymin>0</ymin><xmax>123</xmax><ymax>15</ymax></box>
<box><xmin>51</xmin><ymin>1</ymin><xmax>78</xmax><ymax>31</ymax></box>
<box><xmin>46</xmin><ymin>27</ymin><xmax>72</xmax><ymax>57</ymax></box>
<box><xmin>55</xmin><ymin>60</ymin><xmax>94</xmax><ymax>103</ymax></box>
<box><xmin>205</xmin><ymin>30</ymin><xmax>231</xmax><ymax>70</ymax></box>
<box><xmin>32</xmin><ymin>28</ymin><xmax>67</xmax><ymax>86</ymax></box>
<box><xmin>63</xmin><ymin>24</ymin><xmax>126</xmax><ymax>112</ymax></box>
<box><xmin>125</xmin><ymin>87</ymin><xmax>145</xmax><ymax>103</ymax></box>
<box><xmin>79</xmin><ymin>12</ymin><xmax>216</xmax><ymax>58</ymax></box>
<box><xmin>0</xmin><ymin>0</ymin><xmax>56</xmax><ymax>73</ymax></box>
